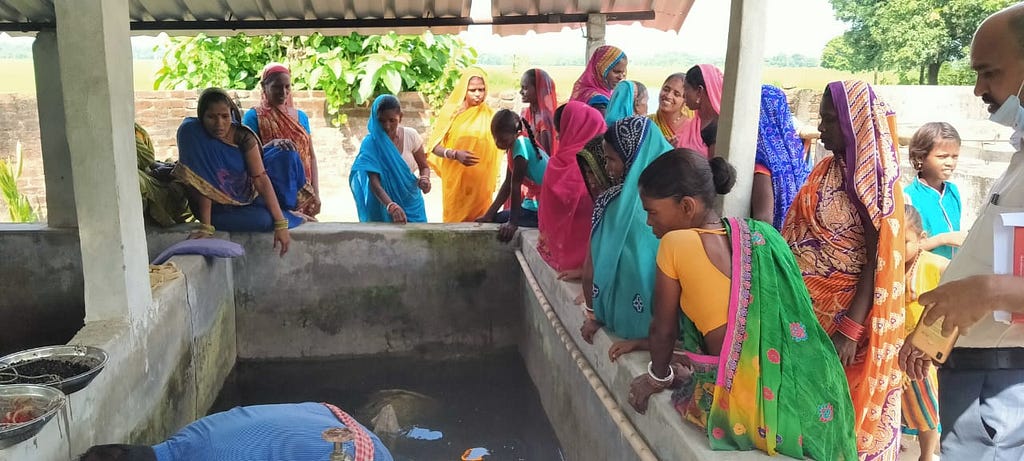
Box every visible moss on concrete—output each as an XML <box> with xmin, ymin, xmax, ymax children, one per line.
<box><xmin>128</xmin><ymin>343</ymin><xmax>195</xmax><ymax>445</ymax></box>
<box><xmin>299</xmin><ymin>284</ymin><xmax>406</xmax><ymax>335</ymax></box>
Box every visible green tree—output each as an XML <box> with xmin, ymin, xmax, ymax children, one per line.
<box><xmin>155</xmin><ymin>32</ymin><xmax>477</xmax><ymax>124</ymax></box>
<box><xmin>824</xmin><ymin>0</ymin><xmax>1014</xmax><ymax>85</ymax></box>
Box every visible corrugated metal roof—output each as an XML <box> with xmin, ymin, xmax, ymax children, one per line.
<box><xmin>0</xmin><ymin>0</ymin><xmax>693</xmax><ymax>36</ymax></box>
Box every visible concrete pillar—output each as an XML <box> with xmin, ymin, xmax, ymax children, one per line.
<box><xmin>585</xmin><ymin>13</ymin><xmax>606</xmax><ymax>62</ymax></box>
<box><xmin>32</xmin><ymin>30</ymin><xmax>77</xmax><ymax>228</ymax></box>
<box><xmin>718</xmin><ymin>0</ymin><xmax>767</xmax><ymax>218</ymax></box>
<box><xmin>54</xmin><ymin>0</ymin><xmax>152</xmax><ymax>322</ymax></box>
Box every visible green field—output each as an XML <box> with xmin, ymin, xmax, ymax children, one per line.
<box><xmin>0</xmin><ymin>58</ymin><xmax>888</xmax><ymax>95</ymax></box>
<box><xmin>0</xmin><ymin>59</ymin><xmax>164</xmax><ymax>93</ymax></box>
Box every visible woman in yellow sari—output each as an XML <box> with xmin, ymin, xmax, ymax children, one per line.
<box><xmin>782</xmin><ymin>80</ymin><xmax>905</xmax><ymax>460</ymax></box>
<box><xmin>426</xmin><ymin>68</ymin><xmax>501</xmax><ymax>222</ymax></box>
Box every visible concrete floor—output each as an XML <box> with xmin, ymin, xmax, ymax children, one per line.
<box><xmin>900</xmin><ymin>433</ymin><xmax>940</xmax><ymax>461</ymax></box>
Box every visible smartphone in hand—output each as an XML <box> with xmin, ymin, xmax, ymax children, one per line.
<box><xmin>909</xmin><ymin>306</ymin><xmax>959</xmax><ymax>363</ymax></box>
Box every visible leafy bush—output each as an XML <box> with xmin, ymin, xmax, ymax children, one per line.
<box><xmin>0</xmin><ymin>142</ymin><xmax>38</xmax><ymax>223</ymax></box>
<box><xmin>155</xmin><ymin>32</ymin><xmax>477</xmax><ymax>124</ymax></box>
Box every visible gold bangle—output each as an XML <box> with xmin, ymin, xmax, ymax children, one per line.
<box><xmin>197</xmin><ymin>223</ymin><xmax>215</xmax><ymax>235</ymax></box>
<box><xmin>273</xmin><ymin>219</ymin><xmax>289</xmax><ymax>230</ymax></box>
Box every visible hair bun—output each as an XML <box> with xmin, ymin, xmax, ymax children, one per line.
<box><xmin>709</xmin><ymin>156</ymin><xmax>737</xmax><ymax>195</ymax></box>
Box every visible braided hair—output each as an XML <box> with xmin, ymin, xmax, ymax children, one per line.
<box><xmin>492</xmin><ymin>109</ymin><xmax>544</xmax><ymax>158</ymax></box>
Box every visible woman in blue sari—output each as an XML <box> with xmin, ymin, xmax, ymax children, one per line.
<box><xmin>350</xmin><ymin>94</ymin><xmax>429</xmax><ymax>223</ymax></box>
<box><xmin>173</xmin><ymin>88</ymin><xmax>309</xmax><ymax>256</ymax></box>
<box><xmin>581</xmin><ymin>115</ymin><xmax>673</xmax><ymax>356</ymax></box>
<box><xmin>751</xmin><ymin>85</ymin><xmax>811</xmax><ymax>229</ymax></box>
<box><xmin>604</xmin><ymin>80</ymin><xmax>648</xmax><ymax>126</ymax></box>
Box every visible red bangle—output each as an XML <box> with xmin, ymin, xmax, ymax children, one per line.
<box><xmin>836</xmin><ymin>315</ymin><xmax>865</xmax><ymax>341</ymax></box>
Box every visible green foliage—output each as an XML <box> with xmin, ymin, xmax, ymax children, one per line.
<box><xmin>0</xmin><ymin>142</ymin><xmax>38</xmax><ymax>223</ymax></box>
<box><xmin>825</xmin><ymin>0</ymin><xmax>1015</xmax><ymax>84</ymax></box>
<box><xmin>155</xmin><ymin>32</ymin><xmax>477</xmax><ymax>124</ymax></box>
<box><xmin>765</xmin><ymin>54</ymin><xmax>820</xmax><ymax>68</ymax></box>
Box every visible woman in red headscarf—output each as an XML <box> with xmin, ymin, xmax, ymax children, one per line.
<box><xmin>243</xmin><ymin>62</ymin><xmax>321</xmax><ymax>217</ymax></box>
<box><xmin>516</xmin><ymin>68</ymin><xmax>558</xmax><ymax>215</ymax></box>
<box><xmin>680</xmin><ymin>64</ymin><xmax>724</xmax><ymax>157</ymax></box>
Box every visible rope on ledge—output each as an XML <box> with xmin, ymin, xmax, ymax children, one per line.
<box><xmin>515</xmin><ymin>250</ymin><xmax>660</xmax><ymax>461</ymax></box>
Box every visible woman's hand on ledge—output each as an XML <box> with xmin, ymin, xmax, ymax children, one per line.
<box><xmin>581</xmin><ymin>318</ymin><xmax>602</xmax><ymax>344</ymax></box>
<box><xmin>628</xmin><ymin>374</ymin><xmax>663</xmax><ymax>414</ymax></box>
<box><xmin>273</xmin><ymin>228</ymin><xmax>290</xmax><ymax>257</ymax></box>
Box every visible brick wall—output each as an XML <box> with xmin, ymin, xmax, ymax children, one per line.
<box><xmin>0</xmin><ymin>90</ymin><xmax>458</xmax><ymax>222</ymax></box>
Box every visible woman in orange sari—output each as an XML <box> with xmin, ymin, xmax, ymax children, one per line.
<box><xmin>243</xmin><ymin>62</ymin><xmax>321</xmax><ymax>217</ymax></box>
<box><xmin>426</xmin><ymin>67</ymin><xmax>501</xmax><ymax>222</ymax></box>
<box><xmin>782</xmin><ymin>80</ymin><xmax>905</xmax><ymax>460</ymax></box>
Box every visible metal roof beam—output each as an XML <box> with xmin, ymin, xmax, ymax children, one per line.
<box><xmin>0</xmin><ymin>9</ymin><xmax>653</xmax><ymax>32</ymax></box>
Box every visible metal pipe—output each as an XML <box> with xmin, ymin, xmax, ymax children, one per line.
<box><xmin>514</xmin><ymin>250</ymin><xmax>661</xmax><ymax>461</ymax></box>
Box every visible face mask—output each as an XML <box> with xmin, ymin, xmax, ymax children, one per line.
<box><xmin>989</xmin><ymin>78</ymin><xmax>1024</xmax><ymax>149</ymax></box>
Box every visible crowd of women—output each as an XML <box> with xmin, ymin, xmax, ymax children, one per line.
<box><xmin>160</xmin><ymin>45</ymin><xmax>971</xmax><ymax>459</ymax></box>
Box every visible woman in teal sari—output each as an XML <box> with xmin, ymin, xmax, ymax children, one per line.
<box><xmin>627</xmin><ymin>149</ymin><xmax>857</xmax><ymax>460</ymax></box>
<box><xmin>350</xmin><ymin>94</ymin><xmax>429</xmax><ymax>223</ymax></box>
<box><xmin>604</xmin><ymin>80</ymin><xmax>648</xmax><ymax>126</ymax></box>
<box><xmin>581</xmin><ymin>116</ymin><xmax>672</xmax><ymax>349</ymax></box>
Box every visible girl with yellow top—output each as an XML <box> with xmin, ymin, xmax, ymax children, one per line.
<box><xmin>902</xmin><ymin>204</ymin><xmax>947</xmax><ymax>461</ymax></box>
<box><xmin>426</xmin><ymin>68</ymin><xmax>501</xmax><ymax>222</ymax></box>
<box><xmin>628</xmin><ymin>149</ymin><xmax>857</xmax><ymax>459</ymax></box>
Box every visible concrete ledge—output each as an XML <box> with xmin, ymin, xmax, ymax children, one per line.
<box><xmin>217</xmin><ymin>222</ymin><xmax>522</xmax><ymax>358</ymax></box>
<box><xmin>0</xmin><ymin>255</ymin><xmax>235</xmax><ymax>461</ymax></box>
<box><xmin>518</xmin><ymin>230</ymin><xmax>766</xmax><ymax>461</ymax></box>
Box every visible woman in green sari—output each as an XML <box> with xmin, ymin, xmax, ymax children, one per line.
<box><xmin>628</xmin><ymin>148</ymin><xmax>857</xmax><ymax>460</ymax></box>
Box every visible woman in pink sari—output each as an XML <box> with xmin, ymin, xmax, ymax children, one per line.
<box><xmin>570</xmin><ymin>46</ymin><xmax>628</xmax><ymax>113</ymax></box>
<box><xmin>537</xmin><ymin>101</ymin><xmax>605</xmax><ymax>276</ymax></box>
<box><xmin>680</xmin><ymin>64</ymin><xmax>724</xmax><ymax>157</ymax></box>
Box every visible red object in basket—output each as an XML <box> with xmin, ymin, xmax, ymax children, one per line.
<box><xmin>1</xmin><ymin>407</ymin><xmax>37</xmax><ymax>424</ymax></box>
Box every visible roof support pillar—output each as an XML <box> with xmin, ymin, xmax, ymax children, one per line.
<box><xmin>54</xmin><ymin>0</ymin><xmax>152</xmax><ymax>323</ymax></box>
<box><xmin>32</xmin><ymin>29</ymin><xmax>76</xmax><ymax>228</ymax></box>
<box><xmin>585</xmin><ymin>13</ymin><xmax>606</xmax><ymax>62</ymax></box>
<box><xmin>718</xmin><ymin>0</ymin><xmax>767</xmax><ymax>218</ymax></box>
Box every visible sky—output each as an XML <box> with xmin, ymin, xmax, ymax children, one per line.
<box><xmin>462</xmin><ymin>0</ymin><xmax>848</xmax><ymax>59</ymax></box>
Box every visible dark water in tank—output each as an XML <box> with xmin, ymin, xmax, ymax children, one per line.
<box><xmin>210</xmin><ymin>348</ymin><xmax>564</xmax><ymax>461</ymax></box>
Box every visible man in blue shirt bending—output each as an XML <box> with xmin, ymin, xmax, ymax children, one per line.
<box><xmin>76</xmin><ymin>402</ymin><xmax>394</xmax><ymax>461</ymax></box>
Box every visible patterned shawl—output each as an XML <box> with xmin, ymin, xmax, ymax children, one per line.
<box><xmin>781</xmin><ymin>80</ymin><xmax>905</xmax><ymax>460</ymax></box>
<box><xmin>589</xmin><ymin>116</ymin><xmax>673</xmax><ymax>339</ymax></box>
<box><xmin>756</xmin><ymin>85</ymin><xmax>811</xmax><ymax>229</ymax></box>
<box><xmin>570</xmin><ymin>45</ymin><xmax>626</xmax><ymax>106</ymax></box>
